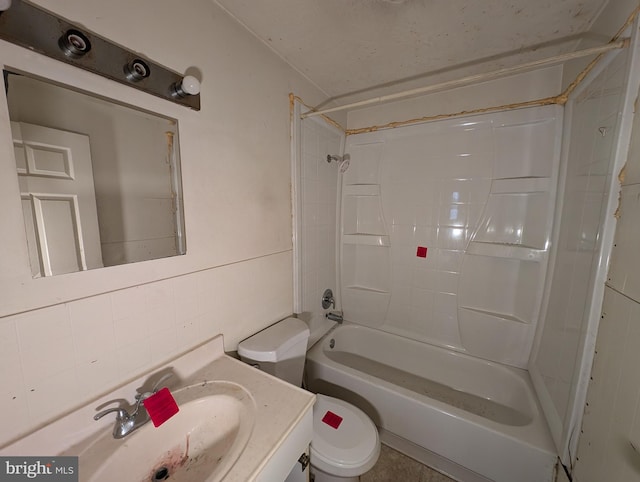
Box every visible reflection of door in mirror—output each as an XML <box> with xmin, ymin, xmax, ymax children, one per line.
<box><xmin>12</xmin><ymin>121</ymin><xmax>103</xmax><ymax>277</ymax></box>
<box><xmin>11</xmin><ymin>122</ymin><xmax>102</xmax><ymax>277</ymax></box>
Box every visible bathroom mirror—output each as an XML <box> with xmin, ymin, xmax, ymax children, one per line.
<box><xmin>5</xmin><ymin>71</ymin><xmax>186</xmax><ymax>277</ymax></box>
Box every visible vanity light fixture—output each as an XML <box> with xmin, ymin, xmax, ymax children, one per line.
<box><xmin>0</xmin><ymin>0</ymin><xmax>201</xmax><ymax>110</ymax></box>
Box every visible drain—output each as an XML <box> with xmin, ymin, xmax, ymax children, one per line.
<box><xmin>152</xmin><ymin>467</ymin><xmax>170</xmax><ymax>481</ymax></box>
<box><xmin>329</xmin><ymin>338</ymin><xmax>335</xmax><ymax>349</ymax></box>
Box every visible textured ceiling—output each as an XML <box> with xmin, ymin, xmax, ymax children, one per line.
<box><xmin>214</xmin><ymin>0</ymin><xmax>611</xmax><ymax>104</ymax></box>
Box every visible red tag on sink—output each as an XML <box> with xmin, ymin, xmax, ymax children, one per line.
<box><xmin>143</xmin><ymin>387</ymin><xmax>179</xmax><ymax>427</ymax></box>
<box><xmin>322</xmin><ymin>410</ymin><xmax>343</xmax><ymax>429</ymax></box>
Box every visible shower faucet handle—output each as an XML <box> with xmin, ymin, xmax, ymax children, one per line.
<box><xmin>322</xmin><ymin>288</ymin><xmax>335</xmax><ymax>309</ymax></box>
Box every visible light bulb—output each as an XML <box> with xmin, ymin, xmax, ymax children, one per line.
<box><xmin>180</xmin><ymin>75</ymin><xmax>200</xmax><ymax>96</ymax></box>
<box><xmin>171</xmin><ymin>75</ymin><xmax>201</xmax><ymax>98</ymax></box>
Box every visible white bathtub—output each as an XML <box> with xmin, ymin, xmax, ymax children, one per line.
<box><xmin>305</xmin><ymin>323</ymin><xmax>557</xmax><ymax>482</ymax></box>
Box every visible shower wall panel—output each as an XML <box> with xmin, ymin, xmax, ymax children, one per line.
<box><xmin>530</xmin><ymin>48</ymin><xmax>633</xmax><ymax>464</ymax></box>
<box><xmin>297</xmin><ymin>115</ymin><xmax>344</xmax><ymax>338</ymax></box>
<box><xmin>342</xmin><ymin>105</ymin><xmax>562</xmax><ymax>367</ymax></box>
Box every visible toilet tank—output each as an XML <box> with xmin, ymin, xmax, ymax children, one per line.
<box><xmin>237</xmin><ymin>318</ymin><xmax>310</xmax><ymax>386</ymax></box>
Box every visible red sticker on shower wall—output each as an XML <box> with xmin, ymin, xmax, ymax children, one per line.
<box><xmin>322</xmin><ymin>410</ymin><xmax>343</xmax><ymax>429</ymax></box>
<box><xmin>416</xmin><ymin>246</ymin><xmax>428</xmax><ymax>258</ymax></box>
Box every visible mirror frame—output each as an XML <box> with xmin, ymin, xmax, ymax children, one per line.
<box><xmin>0</xmin><ymin>37</ymin><xmax>200</xmax><ymax>317</ymax></box>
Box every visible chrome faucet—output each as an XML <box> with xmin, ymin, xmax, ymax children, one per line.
<box><xmin>94</xmin><ymin>373</ymin><xmax>172</xmax><ymax>439</ymax></box>
<box><xmin>322</xmin><ymin>289</ymin><xmax>343</xmax><ymax>323</ymax></box>
<box><xmin>326</xmin><ymin>311</ymin><xmax>343</xmax><ymax>323</ymax></box>
<box><xmin>93</xmin><ymin>405</ymin><xmax>147</xmax><ymax>439</ymax></box>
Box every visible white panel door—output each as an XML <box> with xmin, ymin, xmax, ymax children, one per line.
<box><xmin>12</xmin><ymin>121</ymin><xmax>103</xmax><ymax>277</ymax></box>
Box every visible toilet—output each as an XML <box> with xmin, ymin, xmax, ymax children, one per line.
<box><xmin>238</xmin><ymin>317</ymin><xmax>380</xmax><ymax>482</ymax></box>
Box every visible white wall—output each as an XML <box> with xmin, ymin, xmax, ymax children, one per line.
<box><xmin>0</xmin><ymin>0</ymin><xmax>327</xmax><ymax>446</ymax></box>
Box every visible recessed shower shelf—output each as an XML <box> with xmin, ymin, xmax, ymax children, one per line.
<box><xmin>343</xmin><ymin>234</ymin><xmax>390</xmax><ymax>246</ymax></box>
<box><xmin>459</xmin><ymin>306</ymin><xmax>530</xmax><ymax>324</ymax></box>
<box><xmin>343</xmin><ymin>184</ymin><xmax>380</xmax><ymax>196</ymax></box>
<box><xmin>467</xmin><ymin>241</ymin><xmax>546</xmax><ymax>261</ymax></box>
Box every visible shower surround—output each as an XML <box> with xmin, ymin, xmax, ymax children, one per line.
<box><xmin>296</xmin><ymin>104</ymin><xmax>564</xmax><ymax>482</ymax></box>
<box><xmin>340</xmin><ymin>105</ymin><xmax>562</xmax><ymax>368</ymax></box>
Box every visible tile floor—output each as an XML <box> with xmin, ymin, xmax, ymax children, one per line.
<box><xmin>360</xmin><ymin>444</ymin><xmax>456</xmax><ymax>482</ymax></box>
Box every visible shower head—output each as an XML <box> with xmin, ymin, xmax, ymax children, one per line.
<box><xmin>326</xmin><ymin>153</ymin><xmax>350</xmax><ymax>172</ymax></box>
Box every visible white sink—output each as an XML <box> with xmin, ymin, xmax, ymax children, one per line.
<box><xmin>3</xmin><ymin>336</ymin><xmax>314</xmax><ymax>482</ymax></box>
<box><xmin>78</xmin><ymin>381</ymin><xmax>255</xmax><ymax>482</ymax></box>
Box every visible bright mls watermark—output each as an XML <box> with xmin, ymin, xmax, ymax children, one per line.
<box><xmin>0</xmin><ymin>457</ymin><xmax>78</xmax><ymax>481</ymax></box>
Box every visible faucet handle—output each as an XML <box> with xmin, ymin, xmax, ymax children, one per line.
<box><xmin>133</xmin><ymin>373</ymin><xmax>174</xmax><ymax>415</ymax></box>
<box><xmin>135</xmin><ymin>373</ymin><xmax>173</xmax><ymax>402</ymax></box>
<box><xmin>94</xmin><ymin>406</ymin><xmax>139</xmax><ymax>439</ymax></box>
<box><xmin>322</xmin><ymin>288</ymin><xmax>335</xmax><ymax>309</ymax></box>
<box><xmin>151</xmin><ymin>373</ymin><xmax>173</xmax><ymax>393</ymax></box>
<box><xmin>94</xmin><ymin>407</ymin><xmax>130</xmax><ymax>421</ymax></box>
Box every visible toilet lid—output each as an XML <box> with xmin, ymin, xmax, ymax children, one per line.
<box><xmin>311</xmin><ymin>394</ymin><xmax>379</xmax><ymax>475</ymax></box>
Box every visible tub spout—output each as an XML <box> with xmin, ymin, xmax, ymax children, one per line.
<box><xmin>326</xmin><ymin>311</ymin><xmax>343</xmax><ymax>323</ymax></box>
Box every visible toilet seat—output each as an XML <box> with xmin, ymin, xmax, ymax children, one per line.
<box><xmin>310</xmin><ymin>394</ymin><xmax>380</xmax><ymax>478</ymax></box>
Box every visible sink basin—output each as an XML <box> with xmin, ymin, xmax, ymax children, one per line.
<box><xmin>78</xmin><ymin>381</ymin><xmax>255</xmax><ymax>482</ymax></box>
